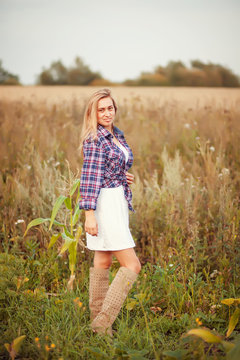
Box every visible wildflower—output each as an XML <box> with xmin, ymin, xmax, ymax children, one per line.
<box><xmin>210</xmin><ymin>269</ymin><xmax>218</xmax><ymax>278</ymax></box>
<box><xmin>45</xmin><ymin>345</ymin><xmax>50</xmax><ymax>352</ymax></box>
<box><xmin>169</xmin><ymin>264</ymin><xmax>173</xmax><ymax>267</ymax></box>
<box><xmin>73</xmin><ymin>297</ymin><xmax>80</xmax><ymax>303</ymax></box>
<box><xmin>35</xmin><ymin>337</ymin><xmax>39</xmax><ymax>342</ymax></box>
<box><xmin>45</xmin><ymin>335</ymin><xmax>49</xmax><ymax>340</ymax></box>
<box><xmin>184</xmin><ymin>123</ymin><xmax>190</xmax><ymax>129</ymax></box>
<box><xmin>25</xmin><ymin>164</ymin><xmax>31</xmax><ymax>170</ymax></box>
<box><xmin>222</xmin><ymin>168</ymin><xmax>230</xmax><ymax>175</ymax></box>
<box><xmin>78</xmin><ymin>301</ymin><xmax>83</xmax><ymax>308</ymax></box>
<box><xmin>195</xmin><ymin>317</ymin><xmax>203</xmax><ymax>325</ymax></box>
<box><xmin>50</xmin><ymin>343</ymin><xmax>56</xmax><ymax>348</ymax></box>
<box><xmin>209</xmin><ymin>146</ymin><xmax>215</xmax><ymax>152</ymax></box>
<box><xmin>15</xmin><ymin>219</ymin><xmax>25</xmax><ymax>225</ymax></box>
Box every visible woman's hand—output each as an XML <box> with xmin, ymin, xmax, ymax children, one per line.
<box><xmin>126</xmin><ymin>171</ymin><xmax>135</xmax><ymax>185</ymax></box>
<box><xmin>85</xmin><ymin>210</ymin><xmax>98</xmax><ymax>236</ymax></box>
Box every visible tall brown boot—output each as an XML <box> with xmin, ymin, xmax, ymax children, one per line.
<box><xmin>89</xmin><ymin>267</ymin><xmax>110</xmax><ymax>322</ymax></box>
<box><xmin>90</xmin><ymin>266</ymin><xmax>138</xmax><ymax>336</ymax></box>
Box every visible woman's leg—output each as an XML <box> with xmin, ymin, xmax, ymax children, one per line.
<box><xmin>112</xmin><ymin>248</ymin><xmax>141</xmax><ymax>274</ymax></box>
<box><xmin>89</xmin><ymin>251</ymin><xmax>113</xmax><ymax>322</ymax></box>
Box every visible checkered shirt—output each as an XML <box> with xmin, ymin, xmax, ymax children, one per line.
<box><xmin>79</xmin><ymin>123</ymin><xmax>135</xmax><ymax>212</ymax></box>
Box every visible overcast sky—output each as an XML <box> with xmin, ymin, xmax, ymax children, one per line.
<box><xmin>1</xmin><ymin>0</ymin><xmax>240</xmax><ymax>85</ymax></box>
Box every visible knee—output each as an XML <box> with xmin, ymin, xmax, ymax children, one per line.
<box><xmin>126</xmin><ymin>259</ymin><xmax>142</xmax><ymax>274</ymax></box>
<box><xmin>94</xmin><ymin>256</ymin><xmax>112</xmax><ymax>269</ymax></box>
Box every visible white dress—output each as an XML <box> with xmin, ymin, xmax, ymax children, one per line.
<box><xmin>86</xmin><ymin>142</ymin><xmax>136</xmax><ymax>251</ymax></box>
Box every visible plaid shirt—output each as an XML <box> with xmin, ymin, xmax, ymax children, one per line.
<box><xmin>79</xmin><ymin>123</ymin><xmax>135</xmax><ymax>212</ymax></box>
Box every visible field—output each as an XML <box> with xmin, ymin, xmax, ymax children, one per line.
<box><xmin>0</xmin><ymin>86</ymin><xmax>240</xmax><ymax>359</ymax></box>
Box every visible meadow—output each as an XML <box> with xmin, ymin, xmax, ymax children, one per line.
<box><xmin>0</xmin><ymin>86</ymin><xmax>240</xmax><ymax>359</ymax></box>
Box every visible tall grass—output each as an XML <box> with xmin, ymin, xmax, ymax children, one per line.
<box><xmin>0</xmin><ymin>92</ymin><xmax>239</xmax><ymax>358</ymax></box>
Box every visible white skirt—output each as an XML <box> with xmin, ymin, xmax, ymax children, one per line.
<box><xmin>86</xmin><ymin>185</ymin><xmax>136</xmax><ymax>251</ymax></box>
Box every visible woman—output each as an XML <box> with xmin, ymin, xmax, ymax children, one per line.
<box><xmin>79</xmin><ymin>88</ymin><xmax>141</xmax><ymax>336</ymax></box>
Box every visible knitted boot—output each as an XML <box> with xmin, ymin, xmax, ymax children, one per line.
<box><xmin>91</xmin><ymin>266</ymin><xmax>138</xmax><ymax>336</ymax></box>
<box><xmin>89</xmin><ymin>267</ymin><xmax>110</xmax><ymax>322</ymax></box>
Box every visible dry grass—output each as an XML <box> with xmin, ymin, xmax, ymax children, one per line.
<box><xmin>1</xmin><ymin>85</ymin><xmax>240</xmax><ymax>109</ymax></box>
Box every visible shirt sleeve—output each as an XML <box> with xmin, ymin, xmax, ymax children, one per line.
<box><xmin>79</xmin><ymin>139</ymin><xmax>106</xmax><ymax>210</ymax></box>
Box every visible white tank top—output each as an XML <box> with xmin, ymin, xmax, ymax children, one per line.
<box><xmin>117</xmin><ymin>142</ymin><xmax>129</xmax><ymax>163</ymax></box>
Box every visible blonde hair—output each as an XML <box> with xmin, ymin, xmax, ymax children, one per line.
<box><xmin>78</xmin><ymin>88</ymin><xmax>117</xmax><ymax>156</ymax></box>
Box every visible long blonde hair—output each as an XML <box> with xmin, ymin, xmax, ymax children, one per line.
<box><xmin>78</xmin><ymin>88</ymin><xmax>117</xmax><ymax>156</ymax></box>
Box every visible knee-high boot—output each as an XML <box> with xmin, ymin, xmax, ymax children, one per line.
<box><xmin>89</xmin><ymin>267</ymin><xmax>110</xmax><ymax>322</ymax></box>
<box><xmin>91</xmin><ymin>266</ymin><xmax>138</xmax><ymax>336</ymax></box>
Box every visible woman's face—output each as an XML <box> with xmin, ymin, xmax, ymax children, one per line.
<box><xmin>97</xmin><ymin>96</ymin><xmax>116</xmax><ymax>132</ymax></box>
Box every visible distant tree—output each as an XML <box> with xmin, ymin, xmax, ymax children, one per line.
<box><xmin>37</xmin><ymin>57</ymin><xmax>102</xmax><ymax>85</ymax></box>
<box><xmin>165</xmin><ymin>60</ymin><xmax>186</xmax><ymax>86</ymax></box>
<box><xmin>37</xmin><ymin>60</ymin><xmax>68</xmax><ymax>85</ymax></box>
<box><xmin>67</xmin><ymin>57</ymin><xmax>101</xmax><ymax>85</ymax></box>
<box><xmin>0</xmin><ymin>60</ymin><xmax>20</xmax><ymax>85</ymax></box>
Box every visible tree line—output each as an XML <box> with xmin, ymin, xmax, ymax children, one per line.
<box><xmin>1</xmin><ymin>57</ymin><xmax>239</xmax><ymax>87</ymax></box>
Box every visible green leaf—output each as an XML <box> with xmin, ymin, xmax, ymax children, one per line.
<box><xmin>72</xmin><ymin>206</ymin><xmax>80</xmax><ymax>226</ymax></box>
<box><xmin>59</xmin><ymin>233</ymin><xmax>75</xmax><ymax>255</ymax></box>
<box><xmin>226</xmin><ymin>308</ymin><xmax>240</xmax><ymax>337</ymax></box>
<box><xmin>64</xmin><ymin>197</ymin><xmax>72</xmax><ymax>210</ymax></box>
<box><xmin>48</xmin><ymin>233</ymin><xmax>61</xmax><ymax>249</ymax></box>
<box><xmin>12</xmin><ymin>335</ymin><xmax>26</xmax><ymax>353</ymax></box>
<box><xmin>75</xmin><ymin>225</ymin><xmax>83</xmax><ymax>241</ymax></box>
<box><xmin>162</xmin><ymin>349</ymin><xmax>188</xmax><ymax>359</ymax></box>
<box><xmin>186</xmin><ymin>328</ymin><xmax>222</xmax><ymax>343</ymax></box>
<box><xmin>221</xmin><ymin>340</ymin><xmax>235</xmax><ymax>353</ymax></box>
<box><xmin>125</xmin><ymin>299</ymin><xmax>138</xmax><ymax>310</ymax></box>
<box><xmin>84</xmin><ymin>347</ymin><xmax>108</xmax><ymax>359</ymax></box>
<box><xmin>227</xmin><ymin>341</ymin><xmax>240</xmax><ymax>360</ymax></box>
<box><xmin>49</xmin><ymin>195</ymin><xmax>68</xmax><ymax>230</ymax></box>
<box><xmin>24</xmin><ymin>218</ymin><xmax>50</xmax><ymax>237</ymax></box>
<box><xmin>69</xmin><ymin>240</ymin><xmax>77</xmax><ymax>274</ymax></box>
<box><xmin>63</xmin><ymin>227</ymin><xmax>74</xmax><ymax>239</ymax></box>
<box><xmin>70</xmin><ymin>179</ymin><xmax>80</xmax><ymax>197</ymax></box>
<box><xmin>4</xmin><ymin>343</ymin><xmax>10</xmax><ymax>353</ymax></box>
<box><xmin>221</xmin><ymin>298</ymin><xmax>240</xmax><ymax>306</ymax></box>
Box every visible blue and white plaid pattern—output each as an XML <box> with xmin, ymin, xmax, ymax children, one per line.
<box><xmin>79</xmin><ymin>123</ymin><xmax>135</xmax><ymax>212</ymax></box>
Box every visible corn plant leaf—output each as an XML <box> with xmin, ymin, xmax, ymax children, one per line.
<box><xmin>125</xmin><ymin>299</ymin><xmax>138</xmax><ymax>310</ymax></box>
<box><xmin>221</xmin><ymin>298</ymin><xmax>240</xmax><ymax>306</ymax></box>
<box><xmin>60</xmin><ymin>232</ymin><xmax>75</xmax><ymax>254</ymax></box>
<box><xmin>227</xmin><ymin>341</ymin><xmax>240</xmax><ymax>360</ymax></box>
<box><xmin>162</xmin><ymin>349</ymin><xmax>188</xmax><ymax>359</ymax></box>
<box><xmin>75</xmin><ymin>225</ymin><xmax>83</xmax><ymax>241</ymax></box>
<box><xmin>64</xmin><ymin>197</ymin><xmax>72</xmax><ymax>210</ymax></box>
<box><xmin>187</xmin><ymin>328</ymin><xmax>222</xmax><ymax>343</ymax></box>
<box><xmin>24</xmin><ymin>218</ymin><xmax>50</xmax><ymax>237</ymax></box>
<box><xmin>4</xmin><ymin>343</ymin><xmax>10</xmax><ymax>352</ymax></box>
<box><xmin>69</xmin><ymin>240</ymin><xmax>77</xmax><ymax>274</ymax></box>
<box><xmin>12</xmin><ymin>335</ymin><xmax>26</xmax><ymax>353</ymax></box>
<box><xmin>63</xmin><ymin>226</ymin><xmax>74</xmax><ymax>239</ymax></box>
<box><xmin>70</xmin><ymin>179</ymin><xmax>80</xmax><ymax>197</ymax></box>
<box><xmin>221</xmin><ymin>340</ymin><xmax>235</xmax><ymax>353</ymax></box>
<box><xmin>49</xmin><ymin>195</ymin><xmax>68</xmax><ymax>230</ymax></box>
<box><xmin>72</xmin><ymin>206</ymin><xmax>80</xmax><ymax>226</ymax></box>
<box><xmin>226</xmin><ymin>308</ymin><xmax>240</xmax><ymax>337</ymax></box>
<box><xmin>48</xmin><ymin>233</ymin><xmax>61</xmax><ymax>249</ymax></box>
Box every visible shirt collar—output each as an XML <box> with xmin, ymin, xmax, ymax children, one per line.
<box><xmin>97</xmin><ymin>123</ymin><xmax>124</xmax><ymax>138</ymax></box>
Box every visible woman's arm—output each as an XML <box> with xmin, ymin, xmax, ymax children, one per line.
<box><xmin>79</xmin><ymin>139</ymin><xmax>106</xmax><ymax>236</ymax></box>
